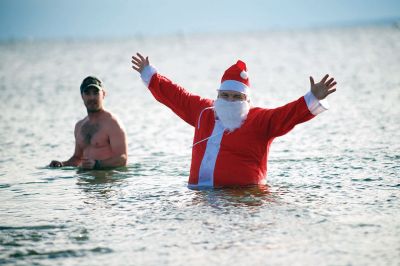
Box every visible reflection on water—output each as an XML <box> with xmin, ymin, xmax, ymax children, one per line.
<box><xmin>191</xmin><ymin>185</ymin><xmax>277</xmax><ymax>208</ymax></box>
<box><xmin>76</xmin><ymin>168</ymin><xmax>128</xmax><ymax>184</ymax></box>
<box><xmin>76</xmin><ymin>168</ymin><xmax>128</xmax><ymax>200</ymax></box>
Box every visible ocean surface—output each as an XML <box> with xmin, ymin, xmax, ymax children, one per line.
<box><xmin>0</xmin><ymin>25</ymin><xmax>399</xmax><ymax>266</ymax></box>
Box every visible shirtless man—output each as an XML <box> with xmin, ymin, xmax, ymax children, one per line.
<box><xmin>49</xmin><ymin>76</ymin><xmax>128</xmax><ymax>170</ymax></box>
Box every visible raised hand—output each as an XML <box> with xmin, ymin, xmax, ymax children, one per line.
<box><xmin>310</xmin><ymin>74</ymin><xmax>337</xmax><ymax>100</ymax></box>
<box><xmin>131</xmin><ymin>53</ymin><xmax>150</xmax><ymax>73</ymax></box>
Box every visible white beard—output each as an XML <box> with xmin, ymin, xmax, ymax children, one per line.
<box><xmin>214</xmin><ymin>98</ymin><xmax>250</xmax><ymax>132</ymax></box>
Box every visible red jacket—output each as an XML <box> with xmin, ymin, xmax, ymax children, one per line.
<box><xmin>147</xmin><ymin>73</ymin><xmax>315</xmax><ymax>187</ymax></box>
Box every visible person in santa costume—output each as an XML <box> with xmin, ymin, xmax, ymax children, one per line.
<box><xmin>131</xmin><ymin>53</ymin><xmax>337</xmax><ymax>188</ymax></box>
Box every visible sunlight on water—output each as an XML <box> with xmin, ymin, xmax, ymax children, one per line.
<box><xmin>0</xmin><ymin>26</ymin><xmax>399</xmax><ymax>265</ymax></box>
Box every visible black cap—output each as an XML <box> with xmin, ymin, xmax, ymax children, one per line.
<box><xmin>80</xmin><ymin>76</ymin><xmax>104</xmax><ymax>93</ymax></box>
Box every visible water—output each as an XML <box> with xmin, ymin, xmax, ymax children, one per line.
<box><xmin>0</xmin><ymin>25</ymin><xmax>399</xmax><ymax>265</ymax></box>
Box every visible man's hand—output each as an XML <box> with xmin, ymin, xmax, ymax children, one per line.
<box><xmin>131</xmin><ymin>53</ymin><xmax>150</xmax><ymax>73</ymax></box>
<box><xmin>310</xmin><ymin>74</ymin><xmax>337</xmax><ymax>100</ymax></box>
<box><xmin>81</xmin><ymin>158</ymin><xmax>95</xmax><ymax>170</ymax></box>
<box><xmin>49</xmin><ymin>160</ymin><xmax>63</xmax><ymax>167</ymax></box>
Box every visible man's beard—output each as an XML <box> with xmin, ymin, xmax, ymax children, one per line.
<box><xmin>214</xmin><ymin>98</ymin><xmax>250</xmax><ymax>132</ymax></box>
<box><xmin>85</xmin><ymin>100</ymin><xmax>101</xmax><ymax>113</ymax></box>
<box><xmin>87</xmin><ymin>108</ymin><xmax>101</xmax><ymax>113</ymax></box>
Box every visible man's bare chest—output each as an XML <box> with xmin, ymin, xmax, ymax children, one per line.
<box><xmin>77</xmin><ymin>122</ymin><xmax>109</xmax><ymax>148</ymax></box>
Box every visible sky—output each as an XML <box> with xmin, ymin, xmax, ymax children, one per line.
<box><xmin>0</xmin><ymin>0</ymin><xmax>399</xmax><ymax>40</ymax></box>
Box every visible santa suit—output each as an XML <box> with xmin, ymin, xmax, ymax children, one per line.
<box><xmin>141</xmin><ymin>65</ymin><xmax>327</xmax><ymax>188</ymax></box>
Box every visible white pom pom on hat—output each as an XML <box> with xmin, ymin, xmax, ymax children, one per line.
<box><xmin>240</xmin><ymin>70</ymin><xmax>248</xmax><ymax>80</ymax></box>
<box><xmin>219</xmin><ymin>60</ymin><xmax>250</xmax><ymax>94</ymax></box>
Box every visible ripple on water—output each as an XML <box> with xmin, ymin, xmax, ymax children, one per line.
<box><xmin>0</xmin><ymin>224</ymin><xmax>111</xmax><ymax>264</ymax></box>
<box><xmin>8</xmin><ymin>246</ymin><xmax>112</xmax><ymax>259</ymax></box>
<box><xmin>0</xmin><ymin>225</ymin><xmax>66</xmax><ymax>231</ymax></box>
<box><xmin>0</xmin><ymin>184</ymin><xmax>11</xmax><ymax>189</ymax></box>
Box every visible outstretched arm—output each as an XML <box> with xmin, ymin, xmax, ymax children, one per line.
<box><xmin>131</xmin><ymin>52</ymin><xmax>212</xmax><ymax>127</ymax></box>
<box><xmin>262</xmin><ymin>74</ymin><xmax>337</xmax><ymax>138</ymax></box>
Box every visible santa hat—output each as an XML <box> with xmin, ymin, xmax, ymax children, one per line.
<box><xmin>219</xmin><ymin>60</ymin><xmax>250</xmax><ymax>94</ymax></box>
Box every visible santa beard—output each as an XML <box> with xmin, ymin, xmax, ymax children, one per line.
<box><xmin>214</xmin><ymin>98</ymin><xmax>250</xmax><ymax>132</ymax></box>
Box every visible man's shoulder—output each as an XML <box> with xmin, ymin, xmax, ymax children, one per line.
<box><xmin>102</xmin><ymin>110</ymin><xmax>125</xmax><ymax>130</ymax></box>
<box><xmin>75</xmin><ymin>117</ymin><xmax>88</xmax><ymax>127</ymax></box>
<box><xmin>102</xmin><ymin>110</ymin><xmax>120</xmax><ymax>121</ymax></box>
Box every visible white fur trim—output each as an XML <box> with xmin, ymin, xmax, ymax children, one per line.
<box><xmin>219</xmin><ymin>80</ymin><xmax>249</xmax><ymax>94</ymax></box>
<box><xmin>197</xmin><ymin>119</ymin><xmax>225</xmax><ymax>187</ymax></box>
<box><xmin>140</xmin><ymin>65</ymin><xmax>157</xmax><ymax>87</ymax></box>
<box><xmin>304</xmin><ymin>91</ymin><xmax>329</xmax><ymax>115</ymax></box>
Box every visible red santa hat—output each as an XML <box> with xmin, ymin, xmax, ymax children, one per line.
<box><xmin>219</xmin><ymin>60</ymin><xmax>250</xmax><ymax>94</ymax></box>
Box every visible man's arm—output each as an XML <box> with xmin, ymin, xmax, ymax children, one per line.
<box><xmin>60</xmin><ymin>144</ymin><xmax>83</xmax><ymax>167</ymax></box>
<box><xmin>49</xmin><ymin>123</ymin><xmax>83</xmax><ymax>167</ymax></box>
<box><xmin>131</xmin><ymin>53</ymin><xmax>212</xmax><ymax>127</ymax></box>
<box><xmin>263</xmin><ymin>74</ymin><xmax>337</xmax><ymax>138</ymax></box>
<box><xmin>81</xmin><ymin>118</ymin><xmax>128</xmax><ymax>170</ymax></box>
<box><xmin>49</xmin><ymin>153</ymin><xmax>81</xmax><ymax>167</ymax></box>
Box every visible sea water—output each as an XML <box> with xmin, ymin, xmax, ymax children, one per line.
<box><xmin>0</xmin><ymin>25</ymin><xmax>399</xmax><ymax>265</ymax></box>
